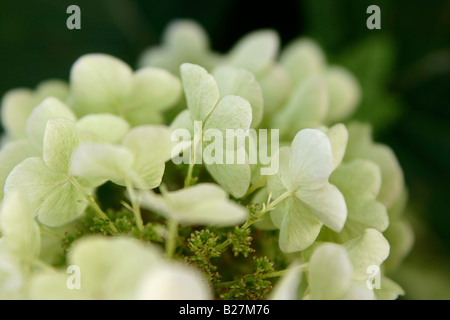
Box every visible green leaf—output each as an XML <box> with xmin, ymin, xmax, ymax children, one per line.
<box><xmin>69</xmin><ymin>54</ymin><xmax>133</xmax><ymax>117</ymax></box>
<box><xmin>180</xmin><ymin>63</ymin><xmax>219</xmax><ymax>122</ymax></box>
<box><xmin>43</xmin><ymin>118</ymin><xmax>79</xmax><ymax>173</ymax></box>
<box><xmin>4</xmin><ymin>158</ymin><xmax>90</xmax><ymax>226</ymax></box>
<box><xmin>76</xmin><ymin>114</ymin><xmax>130</xmax><ymax>144</ymax></box>
<box><xmin>213</xmin><ymin>66</ymin><xmax>263</xmax><ymax>127</ymax></box>
<box><xmin>26</xmin><ymin>97</ymin><xmax>76</xmax><ymax>151</ymax></box>
<box><xmin>138</xmin><ymin>183</ymin><xmax>248</xmax><ymax>226</ymax></box>
<box><xmin>308</xmin><ymin>243</ymin><xmax>353</xmax><ymax>300</ymax></box>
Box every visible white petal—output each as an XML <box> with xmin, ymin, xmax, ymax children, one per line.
<box><xmin>180</xmin><ymin>63</ymin><xmax>219</xmax><ymax>122</ymax></box>
<box><xmin>296</xmin><ymin>182</ymin><xmax>347</xmax><ymax>232</ymax></box>
<box><xmin>289</xmin><ymin>129</ymin><xmax>333</xmax><ymax>190</ymax></box>
<box><xmin>308</xmin><ymin>243</ymin><xmax>353</xmax><ymax>300</ymax></box>
<box><xmin>136</xmin><ymin>263</ymin><xmax>212</xmax><ymax>300</ymax></box>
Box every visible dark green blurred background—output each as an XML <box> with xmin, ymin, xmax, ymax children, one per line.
<box><xmin>0</xmin><ymin>0</ymin><xmax>449</xmax><ymax>299</ymax></box>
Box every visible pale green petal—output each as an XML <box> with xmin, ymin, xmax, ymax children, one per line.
<box><xmin>279</xmin><ymin>196</ymin><xmax>323</xmax><ymax>253</ymax></box>
<box><xmin>43</xmin><ymin>118</ymin><xmax>79</xmax><ymax>173</ymax></box>
<box><xmin>1</xmin><ymin>89</ymin><xmax>34</xmax><ymax>139</ymax></box>
<box><xmin>227</xmin><ymin>30</ymin><xmax>279</xmax><ymax>72</ymax></box>
<box><xmin>205</xmin><ymin>161</ymin><xmax>251</xmax><ymax>198</ymax></box>
<box><xmin>325</xmin><ymin>66</ymin><xmax>361</xmax><ymax>123</ymax></box>
<box><xmin>34</xmin><ymin>80</ymin><xmax>69</xmax><ymax>102</ymax></box>
<box><xmin>164</xmin><ymin>20</ymin><xmax>210</xmax><ymax>54</ymax></box>
<box><xmin>267</xmin><ymin>146</ymin><xmax>292</xmax><ymax>193</ymax></box>
<box><xmin>127</xmin><ymin>67</ymin><xmax>181</xmax><ymax>111</ymax></box>
<box><xmin>272</xmin><ymin>75</ymin><xmax>328</xmax><ymax>138</ymax></box>
<box><xmin>0</xmin><ymin>251</ymin><xmax>26</xmax><ymax>299</ymax></box>
<box><xmin>70</xmin><ymin>144</ymin><xmax>134</xmax><ymax>184</ymax></box>
<box><xmin>256</xmin><ymin>64</ymin><xmax>291</xmax><ymax>115</ymax></box>
<box><xmin>342</xmin><ymin>198</ymin><xmax>389</xmax><ymax>237</ymax></box>
<box><xmin>345</xmin><ymin>229</ymin><xmax>390</xmax><ymax>281</ymax></box>
<box><xmin>384</xmin><ymin>219</ymin><xmax>414</xmax><ymax>271</ymax></box>
<box><xmin>329</xmin><ymin>160</ymin><xmax>388</xmax><ymax>240</ymax></box>
<box><xmin>345</xmin><ymin>122</ymin><xmax>404</xmax><ymax>208</ymax></box>
<box><xmin>69</xmin><ymin>54</ymin><xmax>133</xmax><ymax>117</ymax></box>
<box><xmin>138</xmin><ymin>20</ymin><xmax>213</xmax><ymax>75</ymax></box>
<box><xmin>76</xmin><ymin>114</ymin><xmax>130</xmax><ymax>143</ymax></box>
<box><xmin>136</xmin><ymin>263</ymin><xmax>212</xmax><ymax>300</ymax></box>
<box><xmin>68</xmin><ymin>236</ymin><xmax>162</xmax><ymax>299</ymax></box>
<box><xmin>330</xmin><ymin>159</ymin><xmax>381</xmax><ymax>199</ymax></box>
<box><xmin>124</xmin><ymin>105</ymin><xmax>164</xmax><ymax>126</ymax></box>
<box><xmin>290</xmin><ymin>129</ymin><xmax>333</xmax><ymax>190</ymax></box>
<box><xmin>122</xmin><ymin>125</ymin><xmax>173</xmax><ymax>189</ymax></box>
<box><xmin>341</xmin><ymin>282</ymin><xmax>376</xmax><ymax>300</ymax></box>
<box><xmin>26</xmin><ymin>97</ymin><xmax>76</xmax><ymax>151</ymax></box>
<box><xmin>0</xmin><ymin>140</ymin><xmax>36</xmax><ymax>199</ymax></box>
<box><xmin>139</xmin><ymin>184</ymin><xmax>248</xmax><ymax>226</ymax></box>
<box><xmin>4</xmin><ymin>158</ymin><xmax>89</xmax><ymax>226</ymax></box>
<box><xmin>308</xmin><ymin>243</ymin><xmax>353</xmax><ymax>300</ymax></box>
<box><xmin>269</xmin><ymin>261</ymin><xmax>303</xmax><ymax>300</ymax></box>
<box><xmin>204</xmin><ymin>95</ymin><xmax>252</xmax><ymax>133</ymax></box>
<box><xmin>375</xmin><ymin>276</ymin><xmax>404</xmax><ymax>300</ymax></box>
<box><xmin>296</xmin><ymin>182</ymin><xmax>347</xmax><ymax>232</ymax></box>
<box><xmin>213</xmin><ymin>66</ymin><xmax>263</xmax><ymax>127</ymax></box>
<box><xmin>180</xmin><ymin>63</ymin><xmax>219</xmax><ymax>121</ymax></box>
<box><xmin>280</xmin><ymin>38</ymin><xmax>326</xmax><ymax>86</ymax></box>
<box><xmin>325</xmin><ymin>123</ymin><xmax>348</xmax><ymax>170</ymax></box>
<box><xmin>170</xmin><ymin>109</ymin><xmax>194</xmax><ymax>135</ymax></box>
<box><xmin>0</xmin><ymin>191</ymin><xmax>40</xmax><ymax>259</ymax></box>
<box><xmin>28</xmin><ymin>271</ymin><xmax>89</xmax><ymax>300</ymax></box>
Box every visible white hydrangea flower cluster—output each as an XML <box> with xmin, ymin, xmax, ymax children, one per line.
<box><xmin>0</xmin><ymin>20</ymin><xmax>412</xmax><ymax>300</ymax></box>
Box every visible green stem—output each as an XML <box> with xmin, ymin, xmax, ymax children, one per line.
<box><xmin>69</xmin><ymin>177</ymin><xmax>118</xmax><ymax>234</ymax></box>
<box><xmin>39</xmin><ymin>226</ymin><xmax>64</xmax><ymax>239</ymax></box>
<box><xmin>241</xmin><ymin>190</ymin><xmax>293</xmax><ymax>229</ymax></box>
<box><xmin>243</xmin><ymin>176</ymin><xmax>268</xmax><ymax>198</ymax></box>
<box><xmin>184</xmin><ymin>162</ymin><xmax>195</xmax><ymax>187</ymax></box>
<box><xmin>125</xmin><ymin>178</ymin><xmax>144</xmax><ymax>231</ymax></box>
<box><xmin>166</xmin><ymin>219</ymin><xmax>178</xmax><ymax>258</ymax></box>
<box><xmin>216</xmin><ymin>264</ymin><xmax>309</xmax><ymax>287</ymax></box>
<box><xmin>184</xmin><ymin>141</ymin><xmax>197</xmax><ymax>187</ymax></box>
